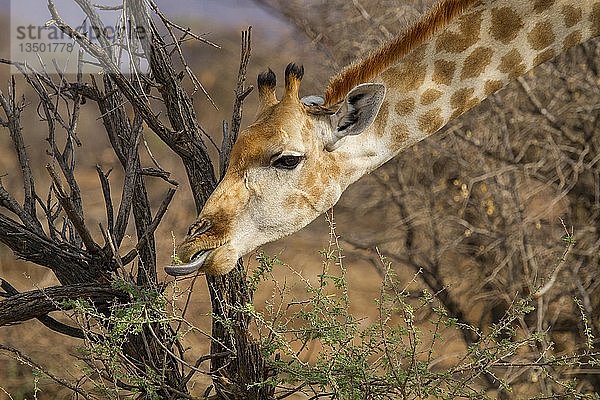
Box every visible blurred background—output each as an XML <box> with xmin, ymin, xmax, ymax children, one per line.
<box><xmin>0</xmin><ymin>0</ymin><xmax>598</xmax><ymax>398</ymax></box>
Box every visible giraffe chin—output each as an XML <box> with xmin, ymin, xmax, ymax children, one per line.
<box><xmin>165</xmin><ymin>250</ymin><xmax>210</xmax><ymax>277</ymax></box>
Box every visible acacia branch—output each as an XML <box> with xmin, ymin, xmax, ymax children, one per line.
<box><xmin>0</xmin><ymin>278</ymin><xmax>86</xmax><ymax>339</ymax></box>
<box><xmin>112</xmin><ymin>125</ymin><xmax>142</xmax><ymax>247</ymax></box>
<box><xmin>0</xmin><ymin>283</ymin><xmax>127</xmax><ymax>326</ymax></box>
<box><xmin>0</xmin><ymin>213</ymin><xmax>106</xmax><ymax>284</ymax></box>
<box><xmin>46</xmin><ymin>164</ymin><xmax>101</xmax><ymax>254</ymax></box>
<box><xmin>46</xmin><ymin>0</ymin><xmax>177</xmax><ymax>153</ymax></box>
<box><xmin>125</xmin><ymin>0</ymin><xmax>218</xmax><ymax>207</ymax></box>
<box><xmin>96</xmin><ymin>165</ymin><xmax>114</xmax><ymax>234</ymax></box>
<box><xmin>220</xmin><ymin>27</ymin><xmax>253</xmax><ymax>177</ymax></box>
<box><xmin>0</xmin><ymin>84</ymin><xmax>44</xmax><ymax>235</ymax></box>
<box><xmin>121</xmin><ymin>187</ymin><xmax>177</xmax><ymax>266</ymax></box>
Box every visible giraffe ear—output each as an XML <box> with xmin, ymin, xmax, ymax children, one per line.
<box><xmin>301</xmin><ymin>95</ymin><xmax>324</xmax><ymax>106</ymax></box>
<box><xmin>326</xmin><ymin>83</ymin><xmax>386</xmax><ymax>151</ymax></box>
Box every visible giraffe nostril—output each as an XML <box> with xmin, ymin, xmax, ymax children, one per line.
<box><xmin>187</xmin><ymin>218</ymin><xmax>212</xmax><ymax>237</ymax></box>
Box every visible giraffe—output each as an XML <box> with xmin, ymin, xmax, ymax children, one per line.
<box><xmin>166</xmin><ymin>0</ymin><xmax>600</xmax><ymax>276</ymax></box>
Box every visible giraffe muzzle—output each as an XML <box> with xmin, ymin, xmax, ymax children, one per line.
<box><xmin>165</xmin><ymin>250</ymin><xmax>211</xmax><ymax>276</ymax></box>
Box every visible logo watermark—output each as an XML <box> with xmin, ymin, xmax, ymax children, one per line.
<box><xmin>10</xmin><ymin>0</ymin><xmax>151</xmax><ymax>75</ymax></box>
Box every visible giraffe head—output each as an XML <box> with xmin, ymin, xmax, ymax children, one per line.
<box><xmin>165</xmin><ymin>63</ymin><xmax>385</xmax><ymax>276</ymax></box>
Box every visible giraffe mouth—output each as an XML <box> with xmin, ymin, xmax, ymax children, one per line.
<box><xmin>165</xmin><ymin>250</ymin><xmax>211</xmax><ymax>277</ymax></box>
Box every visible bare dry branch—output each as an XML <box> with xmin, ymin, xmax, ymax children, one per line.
<box><xmin>0</xmin><ymin>283</ymin><xmax>127</xmax><ymax>326</ymax></box>
<box><xmin>46</xmin><ymin>164</ymin><xmax>101</xmax><ymax>254</ymax></box>
<box><xmin>220</xmin><ymin>27</ymin><xmax>253</xmax><ymax>177</ymax></box>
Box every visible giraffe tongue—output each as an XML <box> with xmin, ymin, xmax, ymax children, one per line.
<box><xmin>165</xmin><ymin>251</ymin><xmax>210</xmax><ymax>277</ymax></box>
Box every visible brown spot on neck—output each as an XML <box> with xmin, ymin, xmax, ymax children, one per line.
<box><xmin>533</xmin><ymin>0</ymin><xmax>555</xmax><ymax>13</ymax></box>
<box><xmin>591</xmin><ymin>3</ymin><xmax>600</xmax><ymax>35</ymax></box>
<box><xmin>563</xmin><ymin>30</ymin><xmax>583</xmax><ymax>50</ymax></box>
<box><xmin>484</xmin><ymin>80</ymin><xmax>504</xmax><ymax>96</ymax></box>
<box><xmin>461</xmin><ymin>46</ymin><xmax>493</xmax><ymax>80</ymax></box>
<box><xmin>527</xmin><ymin>21</ymin><xmax>555</xmax><ymax>51</ymax></box>
<box><xmin>420</xmin><ymin>89</ymin><xmax>443</xmax><ymax>105</ymax></box>
<box><xmin>562</xmin><ymin>5</ymin><xmax>582</xmax><ymax>28</ymax></box>
<box><xmin>395</xmin><ymin>98</ymin><xmax>416</xmax><ymax>116</ymax></box>
<box><xmin>380</xmin><ymin>45</ymin><xmax>428</xmax><ymax>92</ymax></box>
<box><xmin>418</xmin><ymin>108</ymin><xmax>444</xmax><ymax>135</ymax></box>
<box><xmin>498</xmin><ymin>49</ymin><xmax>526</xmax><ymax>79</ymax></box>
<box><xmin>450</xmin><ymin>87</ymin><xmax>479</xmax><ymax>119</ymax></box>
<box><xmin>490</xmin><ymin>7</ymin><xmax>524</xmax><ymax>45</ymax></box>
<box><xmin>433</xmin><ymin>59</ymin><xmax>456</xmax><ymax>85</ymax></box>
<box><xmin>436</xmin><ymin>9</ymin><xmax>483</xmax><ymax>53</ymax></box>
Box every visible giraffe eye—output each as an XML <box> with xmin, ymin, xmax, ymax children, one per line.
<box><xmin>271</xmin><ymin>154</ymin><xmax>304</xmax><ymax>170</ymax></box>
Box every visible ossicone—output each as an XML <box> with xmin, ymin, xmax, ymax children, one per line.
<box><xmin>284</xmin><ymin>63</ymin><xmax>304</xmax><ymax>99</ymax></box>
<box><xmin>258</xmin><ymin>68</ymin><xmax>276</xmax><ymax>91</ymax></box>
<box><xmin>257</xmin><ymin>68</ymin><xmax>278</xmax><ymax>112</ymax></box>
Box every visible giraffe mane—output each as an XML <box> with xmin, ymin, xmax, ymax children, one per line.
<box><xmin>323</xmin><ymin>0</ymin><xmax>481</xmax><ymax>106</ymax></box>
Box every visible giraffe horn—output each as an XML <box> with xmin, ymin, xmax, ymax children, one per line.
<box><xmin>284</xmin><ymin>63</ymin><xmax>304</xmax><ymax>99</ymax></box>
<box><xmin>257</xmin><ymin>68</ymin><xmax>278</xmax><ymax>112</ymax></box>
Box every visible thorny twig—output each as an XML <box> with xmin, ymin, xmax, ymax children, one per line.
<box><xmin>220</xmin><ymin>27</ymin><xmax>253</xmax><ymax>177</ymax></box>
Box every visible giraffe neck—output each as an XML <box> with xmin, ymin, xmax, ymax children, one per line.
<box><xmin>337</xmin><ymin>0</ymin><xmax>599</xmax><ymax>185</ymax></box>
